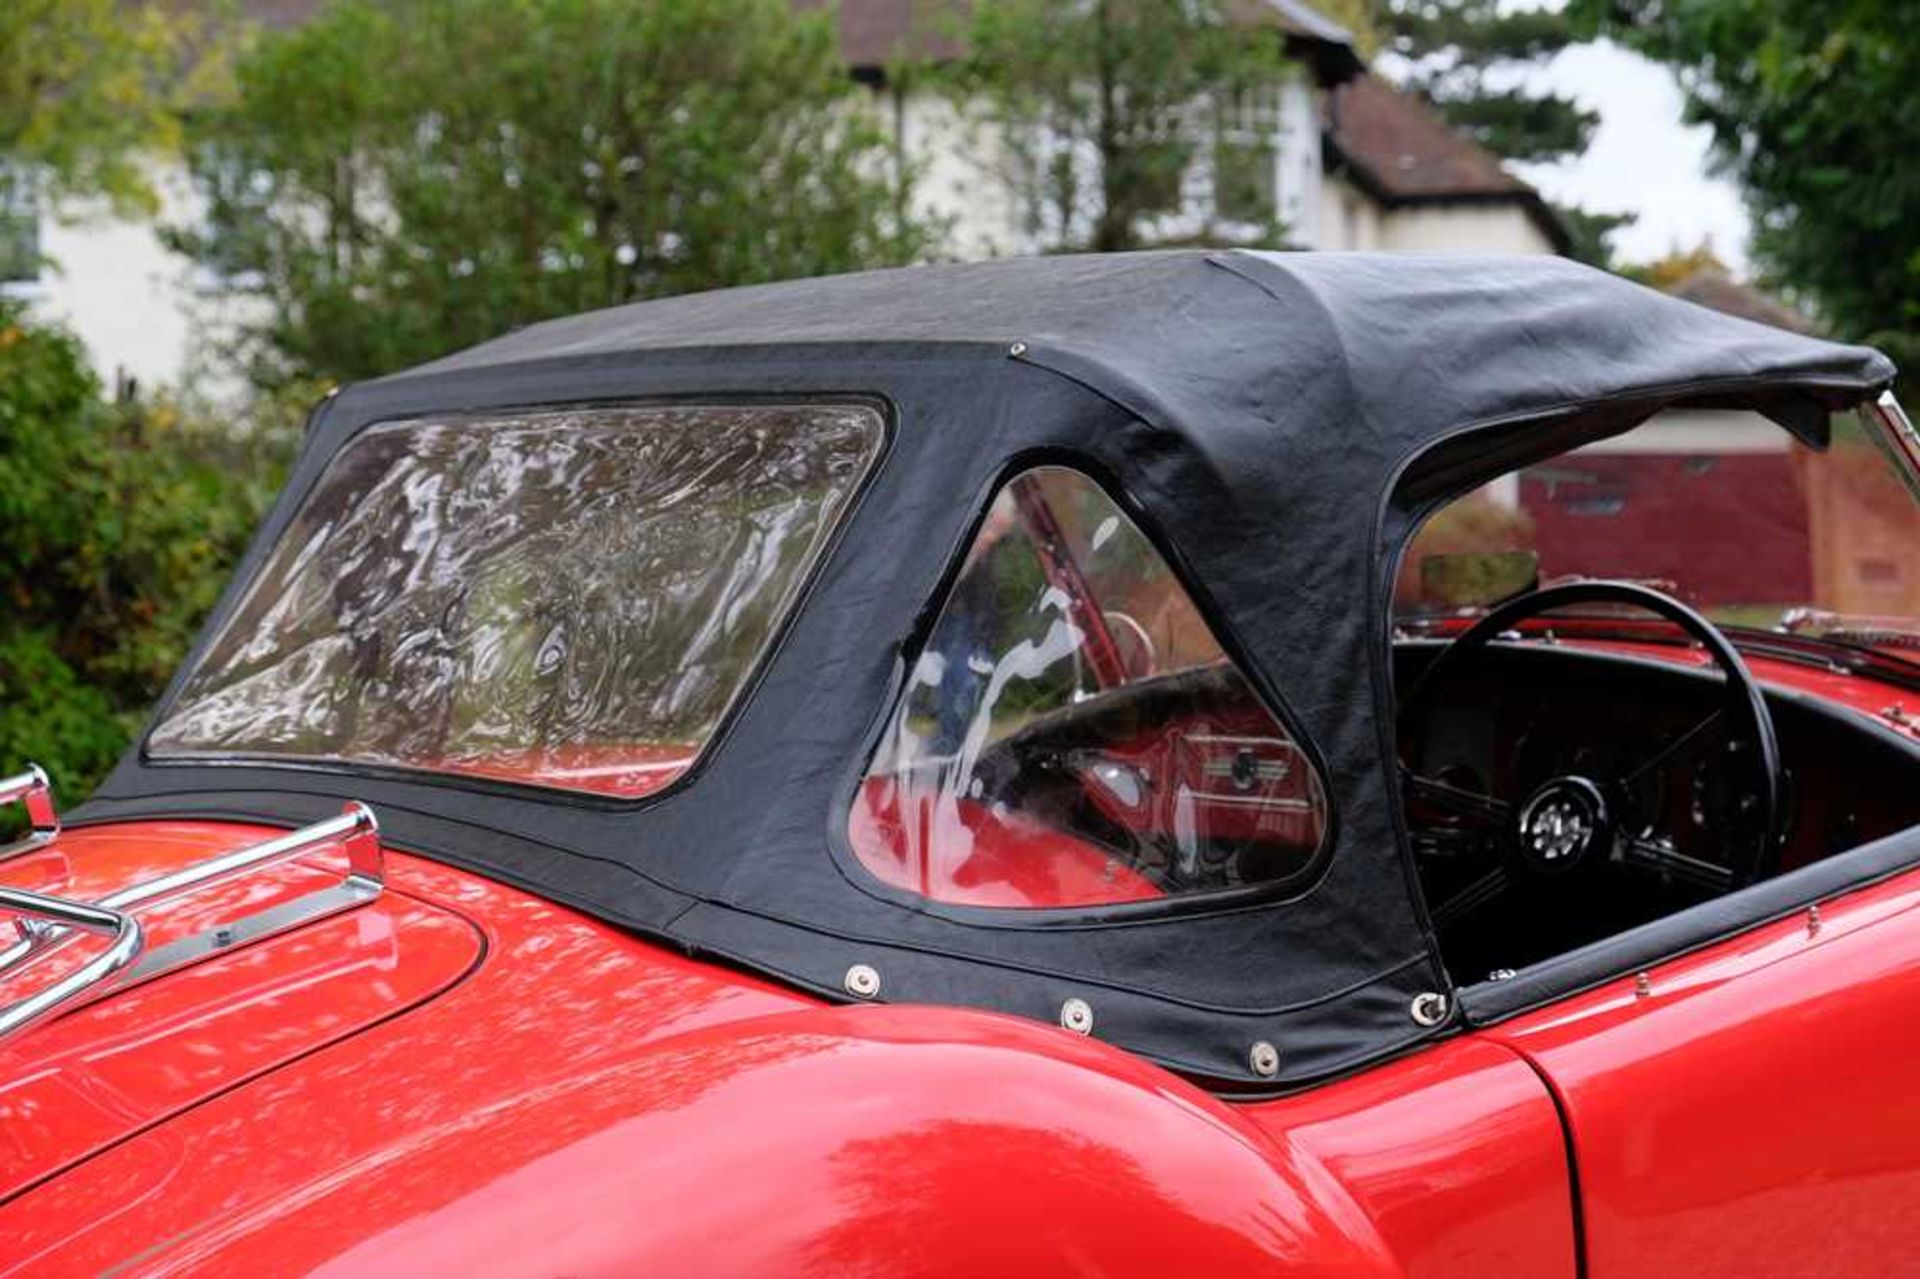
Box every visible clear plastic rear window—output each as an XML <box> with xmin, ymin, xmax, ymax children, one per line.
<box><xmin>851</xmin><ymin>465</ymin><xmax>1328</xmax><ymax>909</ymax></box>
<box><xmin>150</xmin><ymin>402</ymin><xmax>883</xmax><ymax>797</ymax></box>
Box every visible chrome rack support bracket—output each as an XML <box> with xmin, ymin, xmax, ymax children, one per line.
<box><xmin>0</xmin><ymin>801</ymin><xmax>383</xmax><ymax>1041</ymax></box>
<box><xmin>0</xmin><ymin>765</ymin><xmax>60</xmax><ymax>860</ymax></box>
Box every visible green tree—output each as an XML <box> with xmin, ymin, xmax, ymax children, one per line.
<box><xmin>940</xmin><ymin>0</ymin><xmax>1300</xmax><ymax>252</ymax></box>
<box><xmin>170</xmin><ymin>0</ymin><xmax>932</xmax><ymax>389</ymax></box>
<box><xmin>0</xmin><ymin>0</ymin><xmax>198</xmax><ymax>216</ymax></box>
<box><xmin>1379</xmin><ymin>1</ymin><xmax>1632</xmax><ymax>268</ymax></box>
<box><xmin>1572</xmin><ymin>0</ymin><xmax>1917</xmax><ymax>367</ymax></box>
<box><xmin>0</xmin><ymin>305</ymin><xmax>294</xmax><ymax>804</ymax></box>
<box><xmin>1383</xmin><ymin>1</ymin><xmax>1596</xmax><ymax>164</ymax></box>
<box><xmin>1556</xmin><ymin>205</ymin><xmax>1637</xmax><ymax>271</ymax></box>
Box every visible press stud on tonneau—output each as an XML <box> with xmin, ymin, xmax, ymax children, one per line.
<box><xmin>1409</xmin><ymin>992</ymin><xmax>1450</xmax><ymax>1027</ymax></box>
<box><xmin>0</xmin><ymin>796</ymin><xmax>384</xmax><ymax>1040</ymax></box>
<box><xmin>844</xmin><ymin>963</ymin><xmax>882</xmax><ymax>999</ymax></box>
<box><xmin>1059</xmin><ymin>997</ymin><xmax>1094</xmax><ymax>1035</ymax></box>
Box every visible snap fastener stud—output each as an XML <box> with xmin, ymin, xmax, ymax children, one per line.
<box><xmin>1410</xmin><ymin>991</ymin><xmax>1449</xmax><ymax>1027</ymax></box>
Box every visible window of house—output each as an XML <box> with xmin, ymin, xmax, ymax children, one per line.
<box><xmin>176</xmin><ymin>142</ymin><xmax>274</xmax><ymax>294</ymax></box>
<box><xmin>1130</xmin><ymin>138</ymin><xmax>1192</xmax><ymax>220</ymax></box>
<box><xmin>1213</xmin><ymin>86</ymin><xmax>1282</xmax><ymax>226</ymax></box>
<box><xmin>1215</xmin><ymin>137</ymin><xmax>1278</xmax><ymax>225</ymax></box>
<box><xmin>0</xmin><ymin>166</ymin><xmax>41</xmax><ymax>285</ymax></box>
<box><xmin>851</xmin><ymin>465</ymin><xmax>1328</xmax><ymax>910</ymax></box>
<box><xmin>150</xmin><ymin>402</ymin><xmax>884</xmax><ymax>798</ymax></box>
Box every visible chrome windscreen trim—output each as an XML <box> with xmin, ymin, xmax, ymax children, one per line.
<box><xmin>1868</xmin><ymin>390</ymin><xmax>1920</xmax><ymax>501</ymax></box>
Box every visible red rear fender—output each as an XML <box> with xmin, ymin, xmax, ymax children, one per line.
<box><xmin>301</xmin><ymin>1004</ymin><xmax>1404</xmax><ymax>1276</ymax></box>
<box><xmin>12</xmin><ymin>1002</ymin><xmax>1405</xmax><ymax>1277</ymax></box>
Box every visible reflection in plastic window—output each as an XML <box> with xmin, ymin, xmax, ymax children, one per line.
<box><xmin>150</xmin><ymin>403</ymin><xmax>883</xmax><ymax>797</ymax></box>
<box><xmin>852</xmin><ymin>466</ymin><xmax>1328</xmax><ymax>910</ymax></box>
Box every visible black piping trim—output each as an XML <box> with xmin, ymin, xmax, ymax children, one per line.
<box><xmin>671</xmin><ymin>925</ymin><xmax>1442</xmax><ymax>1090</ymax></box>
<box><xmin>682</xmin><ymin>901</ymin><xmax>1439</xmax><ymax>1019</ymax></box>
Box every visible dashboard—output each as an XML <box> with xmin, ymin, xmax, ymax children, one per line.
<box><xmin>1396</xmin><ymin>641</ymin><xmax>1920</xmax><ymax>874</ymax></box>
<box><xmin>1396</xmin><ymin>639</ymin><xmax>1920</xmax><ymax>976</ymax></box>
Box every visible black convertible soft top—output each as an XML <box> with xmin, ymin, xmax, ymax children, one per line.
<box><xmin>84</xmin><ymin>251</ymin><xmax>1897</xmax><ymax>1084</ymax></box>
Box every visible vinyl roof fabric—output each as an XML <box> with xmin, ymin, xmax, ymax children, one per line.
<box><xmin>89</xmin><ymin>251</ymin><xmax>1896</xmax><ymax>1085</ymax></box>
<box><xmin>395</xmin><ymin>250</ymin><xmax>1890</xmax><ymax>427</ymax></box>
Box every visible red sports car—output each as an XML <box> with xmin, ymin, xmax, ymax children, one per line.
<box><xmin>3</xmin><ymin>252</ymin><xmax>1917</xmax><ymax>1276</ymax></box>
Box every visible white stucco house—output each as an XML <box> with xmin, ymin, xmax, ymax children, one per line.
<box><xmin>807</xmin><ymin>0</ymin><xmax>1567</xmax><ymax>261</ymax></box>
<box><xmin>3</xmin><ymin>0</ymin><xmax>1565</xmax><ymax>394</ymax></box>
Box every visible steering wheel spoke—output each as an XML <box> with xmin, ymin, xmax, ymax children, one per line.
<box><xmin>1410</xmin><ymin>821</ymin><xmax>1493</xmax><ymax>862</ymax></box>
<box><xmin>1621</xmin><ymin>708</ymin><xmax>1727</xmax><ymax>790</ymax></box>
<box><xmin>1618</xmin><ymin>829</ymin><xmax>1736</xmax><ymax>893</ymax></box>
<box><xmin>1431</xmin><ymin>866</ymin><xmax>1512</xmax><ymax>929</ymax></box>
<box><xmin>1404</xmin><ymin>771</ymin><xmax>1513</xmax><ymax>830</ymax></box>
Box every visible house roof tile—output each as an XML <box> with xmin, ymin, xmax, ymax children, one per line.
<box><xmin>1324</xmin><ymin>75</ymin><xmax>1569</xmax><ymax>251</ymax></box>
<box><xmin>1326</xmin><ymin>75</ymin><xmax>1527</xmax><ymax>201</ymax></box>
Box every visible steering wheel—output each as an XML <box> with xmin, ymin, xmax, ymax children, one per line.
<box><xmin>1399</xmin><ymin>581</ymin><xmax>1785</xmax><ymax>930</ymax></box>
<box><xmin>1100</xmin><ymin>609</ymin><xmax>1159</xmax><ymax>680</ymax></box>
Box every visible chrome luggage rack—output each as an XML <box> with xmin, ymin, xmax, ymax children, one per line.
<box><xmin>0</xmin><ymin>765</ymin><xmax>384</xmax><ymax>1040</ymax></box>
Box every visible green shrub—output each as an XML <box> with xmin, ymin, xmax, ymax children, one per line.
<box><xmin>0</xmin><ymin>304</ymin><xmax>294</xmax><ymax>809</ymax></box>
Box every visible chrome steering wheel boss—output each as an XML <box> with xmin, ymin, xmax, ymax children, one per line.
<box><xmin>1515</xmin><ymin>776</ymin><xmax>1611</xmax><ymax>874</ymax></box>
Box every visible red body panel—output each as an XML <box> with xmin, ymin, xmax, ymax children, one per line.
<box><xmin>1244</xmin><ymin>1039</ymin><xmax>1579</xmax><ymax>1279</ymax></box>
<box><xmin>0</xmin><ymin>841</ymin><xmax>810</xmax><ymax>1273</ymax></box>
<box><xmin>1483</xmin><ymin>863</ymin><xmax>1920</xmax><ymax>1278</ymax></box>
